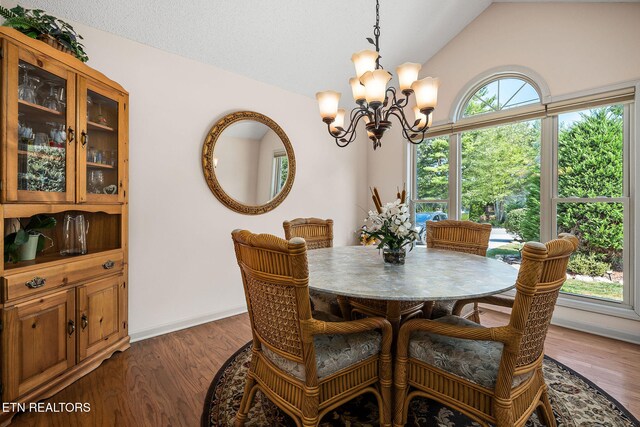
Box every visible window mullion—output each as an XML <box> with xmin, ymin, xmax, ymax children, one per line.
<box><xmin>450</xmin><ymin>133</ymin><xmax>461</xmax><ymax>220</ymax></box>
<box><xmin>540</xmin><ymin>116</ymin><xmax>555</xmax><ymax>243</ymax></box>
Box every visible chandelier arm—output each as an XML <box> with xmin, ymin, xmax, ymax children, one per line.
<box><xmin>388</xmin><ymin>105</ymin><xmax>431</xmax><ymax>133</ymax></box>
<box><xmin>326</xmin><ymin>121</ymin><xmax>355</xmax><ymax>147</ymax></box>
<box><xmin>327</xmin><ymin>109</ymin><xmax>370</xmax><ymax>147</ymax></box>
<box><xmin>337</xmin><ymin>107</ymin><xmax>370</xmax><ymax>137</ymax></box>
<box><xmin>387</xmin><ymin>110</ymin><xmax>428</xmax><ymax>144</ymax></box>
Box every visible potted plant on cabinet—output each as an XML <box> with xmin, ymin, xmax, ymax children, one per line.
<box><xmin>0</xmin><ymin>5</ymin><xmax>89</xmax><ymax>62</ymax></box>
<box><xmin>4</xmin><ymin>214</ymin><xmax>56</xmax><ymax>262</ymax></box>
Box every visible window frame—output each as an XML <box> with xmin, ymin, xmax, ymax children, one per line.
<box><xmin>409</xmin><ymin>75</ymin><xmax>638</xmax><ymax>320</ymax></box>
<box><xmin>550</xmin><ymin>104</ymin><xmax>633</xmax><ymax>309</ymax></box>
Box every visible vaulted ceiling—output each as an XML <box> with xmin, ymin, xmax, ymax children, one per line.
<box><xmin>6</xmin><ymin>0</ymin><xmax>639</xmax><ymax>98</ymax></box>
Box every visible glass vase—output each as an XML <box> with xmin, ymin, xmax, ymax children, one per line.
<box><xmin>383</xmin><ymin>247</ymin><xmax>406</xmax><ymax>265</ymax></box>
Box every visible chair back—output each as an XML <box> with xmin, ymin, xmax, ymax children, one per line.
<box><xmin>509</xmin><ymin>233</ymin><xmax>578</xmax><ymax>369</ymax></box>
<box><xmin>283</xmin><ymin>218</ymin><xmax>333</xmax><ymax>250</ymax></box>
<box><xmin>426</xmin><ymin>220</ymin><xmax>492</xmax><ymax>256</ymax></box>
<box><xmin>231</xmin><ymin>230</ymin><xmax>314</xmax><ymax>367</ymax></box>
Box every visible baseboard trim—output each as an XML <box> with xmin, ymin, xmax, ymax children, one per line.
<box><xmin>129</xmin><ymin>305</ymin><xmax>247</xmax><ymax>342</ymax></box>
<box><xmin>550</xmin><ymin>317</ymin><xmax>640</xmax><ymax>345</ymax></box>
<box><xmin>480</xmin><ymin>305</ymin><xmax>640</xmax><ymax>345</ymax></box>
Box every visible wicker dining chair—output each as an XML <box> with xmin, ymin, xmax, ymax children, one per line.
<box><xmin>425</xmin><ymin>220</ymin><xmax>492</xmax><ymax>322</ymax></box>
<box><xmin>283</xmin><ymin>218</ymin><xmax>342</xmax><ymax>317</ymax></box>
<box><xmin>393</xmin><ymin>233</ymin><xmax>578</xmax><ymax>427</ymax></box>
<box><xmin>232</xmin><ymin>230</ymin><xmax>393</xmax><ymax>427</ymax></box>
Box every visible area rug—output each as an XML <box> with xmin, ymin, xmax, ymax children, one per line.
<box><xmin>202</xmin><ymin>342</ymin><xmax>639</xmax><ymax>427</ymax></box>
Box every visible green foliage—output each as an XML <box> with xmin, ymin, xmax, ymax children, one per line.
<box><xmin>558</xmin><ymin>106</ymin><xmax>623</xmax><ymax>198</ymax></box>
<box><xmin>556</xmin><ymin>106</ymin><xmax>623</xmax><ymax>265</ymax></box>
<box><xmin>504</xmin><ymin>208</ymin><xmax>525</xmax><ymax>239</ymax></box>
<box><xmin>416</xmin><ymin>136</ymin><xmax>448</xmax><ymax>199</ymax></box>
<box><xmin>4</xmin><ymin>214</ymin><xmax>57</xmax><ymax>262</ymax></box>
<box><xmin>461</xmin><ymin>119</ymin><xmax>540</xmax><ymax>223</ymax></box>
<box><xmin>486</xmin><ymin>242</ymin><xmax>522</xmax><ymax>259</ymax></box>
<box><xmin>520</xmin><ymin>168</ymin><xmax>540</xmax><ymax>242</ymax></box>
<box><xmin>463</xmin><ymin>86</ymin><xmax>498</xmax><ymax>116</ymax></box>
<box><xmin>567</xmin><ymin>253</ymin><xmax>611</xmax><ymax>277</ymax></box>
<box><xmin>0</xmin><ymin>5</ymin><xmax>88</xmax><ymax>62</ymax></box>
<box><xmin>561</xmin><ymin>279</ymin><xmax>622</xmax><ymax>301</ymax></box>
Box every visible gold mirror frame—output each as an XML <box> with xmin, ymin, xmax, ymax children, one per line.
<box><xmin>202</xmin><ymin>111</ymin><xmax>296</xmax><ymax>215</ymax></box>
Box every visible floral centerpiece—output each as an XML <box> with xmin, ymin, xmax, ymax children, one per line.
<box><xmin>360</xmin><ymin>186</ymin><xmax>419</xmax><ymax>265</ymax></box>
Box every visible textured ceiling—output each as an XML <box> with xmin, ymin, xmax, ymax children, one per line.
<box><xmin>5</xmin><ymin>0</ymin><xmax>492</xmax><ymax>98</ymax></box>
<box><xmin>4</xmin><ymin>1</ymin><xmax>637</xmax><ymax>98</ymax></box>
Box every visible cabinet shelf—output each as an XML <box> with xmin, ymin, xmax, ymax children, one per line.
<box><xmin>87</xmin><ymin>121</ymin><xmax>115</xmax><ymax>132</ymax></box>
<box><xmin>19</xmin><ymin>99</ymin><xmax>64</xmax><ymax>121</ymax></box>
<box><xmin>87</xmin><ymin>161</ymin><xmax>115</xmax><ymax>169</ymax></box>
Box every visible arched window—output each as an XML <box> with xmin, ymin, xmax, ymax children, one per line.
<box><xmin>461</xmin><ymin>77</ymin><xmax>540</xmax><ymax>118</ymax></box>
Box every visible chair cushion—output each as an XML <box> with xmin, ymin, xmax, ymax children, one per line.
<box><xmin>430</xmin><ymin>300</ymin><xmax>455</xmax><ymax>319</ymax></box>
<box><xmin>310</xmin><ymin>290</ymin><xmax>343</xmax><ymax>318</ymax></box>
<box><xmin>409</xmin><ymin>315</ymin><xmax>530</xmax><ymax>389</ymax></box>
<box><xmin>262</xmin><ymin>319</ymin><xmax>381</xmax><ymax>380</ymax></box>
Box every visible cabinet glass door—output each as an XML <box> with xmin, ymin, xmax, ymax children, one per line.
<box><xmin>78</xmin><ymin>79</ymin><xmax>125</xmax><ymax>203</ymax></box>
<box><xmin>7</xmin><ymin>46</ymin><xmax>76</xmax><ymax>202</ymax></box>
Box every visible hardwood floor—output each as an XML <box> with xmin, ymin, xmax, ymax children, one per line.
<box><xmin>10</xmin><ymin>310</ymin><xmax>640</xmax><ymax>426</ymax></box>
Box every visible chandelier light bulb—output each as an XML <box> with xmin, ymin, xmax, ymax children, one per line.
<box><xmin>330</xmin><ymin>109</ymin><xmax>346</xmax><ymax>134</ymax></box>
<box><xmin>396</xmin><ymin>62</ymin><xmax>422</xmax><ymax>92</ymax></box>
<box><xmin>315</xmin><ymin>91</ymin><xmax>341</xmax><ymax>122</ymax></box>
<box><xmin>351</xmin><ymin>50</ymin><xmax>379</xmax><ymax>79</ymax></box>
<box><xmin>360</xmin><ymin>70</ymin><xmax>392</xmax><ymax>107</ymax></box>
<box><xmin>349</xmin><ymin>77</ymin><xmax>366</xmax><ymax>103</ymax></box>
<box><xmin>412</xmin><ymin>77</ymin><xmax>439</xmax><ymax>112</ymax></box>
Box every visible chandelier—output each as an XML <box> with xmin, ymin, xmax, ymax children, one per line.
<box><xmin>315</xmin><ymin>0</ymin><xmax>439</xmax><ymax>150</ymax></box>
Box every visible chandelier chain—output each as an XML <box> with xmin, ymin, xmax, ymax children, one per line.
<box><xmin>373</xmin><ymin>0</ymin><xmax>381</xmax><ymax>68</ymax></box>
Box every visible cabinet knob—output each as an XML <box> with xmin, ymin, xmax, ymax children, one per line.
<box><xmin>81</xmin><ymin>130</ymin><xmax>89</xmax><ymax>147</ymax></box>
<box><xmin>103</xmin><ymin>260</ymin><xmax>115</xmax><ymax>270</ymax></box>
<box><xmin>25</xmin><ymin>277</ymin><xmax>46</xmax><ymax>289</ymax></box>
<box><xmin>68</xmin><ymin>127</ymin><xmax>75</xmax><ymax>144</ymax></box>
<box><xmin>68</xmin><ymin>320</ymin><xmax>75</xmax><ymax>336</ymax></box>
<box><xmin>81</xmin><ymin>314</ymin><xmax>88</xmax><ymax>330</ymax></box>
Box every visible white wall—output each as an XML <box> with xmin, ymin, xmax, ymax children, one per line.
<box><xmin>63</xmin><ymin>24</ymin><xmax>368</xmax><ymax>340</ymax></box>
<box><xmin>368</xmin><ymin>2</ymin><xmax>640</xmax><ymax>343</ymax></box>
<box><xmin>425</xmin><ymin>2</ymin><xmax>640</xmax><ymax>123</ymax></box>
<box><xmin>214</xmin><ymin>135</ymin><xmax>260</xmax><ymax>205</ymax></box>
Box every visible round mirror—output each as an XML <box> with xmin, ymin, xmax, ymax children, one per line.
<box><xmin>202</xmin><ymin>111</ymin><xmax>296</xmax><ymax>215</ymax></box>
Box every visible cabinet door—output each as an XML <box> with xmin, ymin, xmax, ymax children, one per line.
<box><xmin>77</xmin><ymin>77</ymin><xmax>126</xmax><ymax>204</ymax></box>
<box><xmin>3</xmin><ymin>43</ymin><xmax>76</xmax><ymax>202</ymax></box>
<box><xmin>2</xmin><ymin>289</ymin><xmax>76</xmax><ymax>401</ymax></box>
<box><xmin>77</xmin><ymin>275</ymin><xmax>122</xmax><ymax>361</ymax></box>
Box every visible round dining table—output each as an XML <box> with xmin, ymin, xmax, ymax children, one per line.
<box><xmin>307</xmin><ymin>245</ymin><xmax>518</xmax><ymax>336</ymax></box>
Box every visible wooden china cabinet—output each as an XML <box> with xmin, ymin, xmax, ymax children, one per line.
<box><xmin>0</xmin><ymin>28</ymin><xmax>129</xmax><ymax>425</ymax></box>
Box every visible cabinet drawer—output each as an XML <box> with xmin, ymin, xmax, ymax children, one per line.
<box><xmin>65</xmin><ymin>252</ymin><xmax>124</xmax><ymax>285</ymax></box>
<box><xmin>3</xmin><ymin>252</ymin><xmax>124</xmax><ymax>301</ymax></box>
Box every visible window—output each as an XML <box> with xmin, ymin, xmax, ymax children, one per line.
<box><xmin>270</xmin><ymin>151</ymin><xmax>288</xmax><ymax>198</ymax></box>
<box><xmin>461</xmin><ymin>120</ymin><xmax>540</xmax><ymax>226</ymax></box>
<box><xmin>413</xmin><ymin>136</ymin><xmax>450</xmax><ymax>244</ymax></box>
<box><xmin>462</xmin><ymin>78</ymin><xmax>540</xmax><ymax>118</ymax></box>
<box><xmin>410</xmin><ymin>73</ymin><xmax>635</xmax><ymax>315</ymax></box>
<box><xmin>554</xmin><ymin>105</ymin><xmax>627</xmax><ymax>303</ymax></box>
